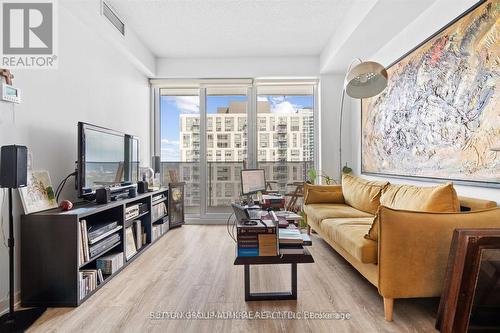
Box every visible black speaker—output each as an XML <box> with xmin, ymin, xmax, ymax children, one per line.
<box><xmin>95</xmin><ymin>187</ymin><xmax>111</xmax><ymax>204</ymax></box>
<box><xmin>0</xmin><ymin>145</ymin><xmax>28</xmax><ymax>189</ymax></box>
<box><xmin>152</xmin><ymin>156</ymin><xmax>161</xmax><ymax>174</ymax></box>
<box><xmin>137</xmin><ymin>180</ymin><xmax>148</xmax><ymax>194</ymax></box>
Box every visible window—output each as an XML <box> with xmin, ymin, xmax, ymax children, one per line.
<box><xmin>225</xmin><ymin>117</ymin><xmax>234</xmax><ymax>132</ymax></box>
<box><xmin>258</xmin><ymin>117</ymin><xmax>267</xmax><ymax>131</ymax></box>
<box><xmin>259</xmin><ymin>133</ymin><xmax>269</xmax><ymax>148</ymax></box>
<box><xmin>238</xmin><ymin>117</ymin><xmax>246</xmax><ymax>131</ymax></box>
<box><xmin>217</xmin><ymin>134</ymin><xmax>230</xmax><ymax>148</ymax></box>
<box><xmin>225</xmin><ymin>183</ymin><xmax>233</xmax><ymax>197</ymax></box>
<box><xmin>156</xmin><ymin>81</ymin><xmax>316</xmax><ymax>218</ymax></box>
<box><xmin>207</xmin><ymin>117</ymin><xmax>213</xmax><ymax>132</ymax></box>
<box><xmin>234</xmin><ymin>166</ymin><xmax>242</xmax><ymax>180</ymax></box>
<box><xmin>291</xmin><ymin>117</ymin><xmax>300</xmax><ymax>131</ymax></box>
<box><xmin>217</xmin><ymin>167</ymin><xmax>230</xmax><ymax>181</ymax></box>
<box><xmin>159</xmin><ymin>90</ymin><xmax>200</xmax><ymax>214</ymax></box>
<box><xmin>216</xmin><ymin>118</ymin><xmax>222</xmax><ymax>131</ymax></box>
<box><xmin>183</xmin><ymin>134</ymin><xmax>191</xmax><ymax>148</ymax></box>
<box><xmin>234</xmin><ymin>134</ymin><xmax>242</xmax><ymax>148</ymax></box>
<box><xmin>207</xmin><ymin>134</ymin><xmax>214</xmax><ymax>148</ymax></box>
<box><xmin>258</xmin><ymin>149</ymin><xmax>267</xmax><ymax>160</ymax></box>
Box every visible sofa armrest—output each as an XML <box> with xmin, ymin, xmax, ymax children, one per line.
<box><xmin>303</xmin><ymin>184</ymin><xmax>344</xmax><ymax>204</ymax></box>
<box><xmin>377</xmin><ymin>206</ymin><xmax>500</xmax><ymax>299</ymax></box>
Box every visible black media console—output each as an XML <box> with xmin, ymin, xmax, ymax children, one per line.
<box><xmin>21</xmin><ymin>189</ymin><xmax>169</xmax><ymax>307</ymax></box>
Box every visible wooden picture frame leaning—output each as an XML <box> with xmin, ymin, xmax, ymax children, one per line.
<box><xmin>436</xmin><ymin>228</ymin><xmax>500</xmax><ymax>333</ymax></box>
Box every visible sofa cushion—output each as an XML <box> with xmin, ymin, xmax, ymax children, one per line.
<box><xmin>341</xmin><ymin>173</ymin><xmax>389</xmax><ymax>214</ymax></box>
<box><xmin>321</xmin><ymin>217</ymin><xmax>378</xmax><ymax>264</ymax></box>
<box><xmin>366</xmin><ymin>182</ymin><xmax>461</xmax><ymax>241</ymax></box>
<box><xmin>304</xmin><ymin>184</ymin><xmax>344</xmax><ymax>204</ymax></box>
<box><xmin>304</xmin><ymin>203</ymin><xmax>373</xmax><ymax>226</ymax></box>
<box><xmin>380</xmin><ymin>182</ymin><xmax>460</xmax><ymax>212</ymax></box>
<box><xmin>459</xmin><ymin>196</ymin><xmax>497</xmax><ymax>211</ymax></box>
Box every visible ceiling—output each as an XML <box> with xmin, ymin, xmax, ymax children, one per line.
<box><xmin>106</xmin><ymin>0</ymin><xmax>375</xmax><ymax>58</ymax></box>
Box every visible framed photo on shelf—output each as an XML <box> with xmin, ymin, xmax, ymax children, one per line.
<box><xmin>18</xmin><ymin>170</ymin><xmax>58</xmax><ymax>214</ymax></box>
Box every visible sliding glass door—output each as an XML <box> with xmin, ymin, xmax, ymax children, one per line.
<box><xmin>155</xmin><ymin>81</ymin><xmax>317</xmax><ymax>220</ymax></box>
<box><xmin>205</xmin><ymin>87</ymin><xmax>249</xmax><ymax>213</ymax></box>
<box><xmin>159</xmin><ymin>88</ymin><xmax>200</xmax><ymax>214</ymax></box>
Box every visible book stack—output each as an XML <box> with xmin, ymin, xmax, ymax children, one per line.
<box><xmin>152</xmin><ymin>222</ymin><xmax>168</xmax><ymax>241</ymax></box>
<box><xmin>79</xmin><ymin>219</ymin><xmax>122</xmax><ymax>264</ymax></box>
<box><xmin>96</xmin><ymin>252</ymin><xmax>124</xmax><ymax>275</ymax></box>
<box><xmin>79</xmin><ymin>269</ymin><xmax>104</xmax><ymax>300</ymax></box>
<box><xmin>237</xmin><ymin>221</ymin><xmax>278</xmax><ymax>257</ymax></box>
<box><xmin>278</xmin><ymin>228</ymin><xmax>305</xmax><ymax>255</ymax></box>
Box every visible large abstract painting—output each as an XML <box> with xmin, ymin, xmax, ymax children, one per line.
<box><xmin>361</xmin><ymin>0</ymin><xmax>499</xmax><ymax>187</ymax></box>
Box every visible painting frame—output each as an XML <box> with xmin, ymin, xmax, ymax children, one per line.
<box><xmin>436</xmin><ymin>228</ymin><xmax>500</xmax><ymax>333</ymax></box>
<box><xmin>360</xmin><ymin>0</ymin><xmax>499</xmax><ymax>188</ymax></box>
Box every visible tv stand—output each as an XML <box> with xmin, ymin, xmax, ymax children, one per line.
<box><xmin>21</xmin><ymin>188</ymin><xmax>170</xmax><ymax>307</ymax></box>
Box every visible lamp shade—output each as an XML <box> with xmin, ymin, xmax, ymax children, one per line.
<box><xmin>344</xmin><ymin>61</ymin><xmax>388</xmax><ymax>98</ymax></box>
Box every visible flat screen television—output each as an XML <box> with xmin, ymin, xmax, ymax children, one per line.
<box><xmin>77</xmin><ymin>122</ymin><xmax>139</xmax><ymax>198</ymax></box>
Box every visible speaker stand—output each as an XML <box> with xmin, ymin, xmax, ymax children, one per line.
<box><xmin>0</xmin><ymin>189</ymin><xmax>45</xmax><ymax>333</ymax></box>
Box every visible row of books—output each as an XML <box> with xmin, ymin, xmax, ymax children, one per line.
<box><xmin>79</xmin><ymin>219</ymin><xmax>122</xmax><ymax>265</ymax></box>
<box><xmin>79</xmin><ymin>269</ymin><xmax>104</xmax><ymax>300</ymax></box>
<box><xmin>152</xmin><ymin>223</ymin><xmax>168</xmax><ymax>242</ymax></box>
<box><xmin>96</xmin><ymin>252</ymin><xmax>124</xmax><ymax>275</ymax></box>
<box><xmin>152</xmin><ymin>202</ymin><xmax>167</xmax><ymax>221</ymax></box>
<box><xmin>237</xmin><ymin>221</ymin><xmax>278</xmax><ymax>257</ymax></box>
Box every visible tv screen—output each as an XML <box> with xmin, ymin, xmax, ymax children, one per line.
<box><xmin>78</xmin><ymin>122</ymin><xmax>139</xmax><ymax>197</ymax></box>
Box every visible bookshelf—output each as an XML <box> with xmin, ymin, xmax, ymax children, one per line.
<box><xmin>20</xmin><ymin>188</ymin><xmax>169</xmax><ymax>307</ymax></box>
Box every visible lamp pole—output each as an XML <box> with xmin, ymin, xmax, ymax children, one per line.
<box><xmin>338</xmin><ymin>58</ymin><xmax>362</xmax><ymax>182</ymax></box>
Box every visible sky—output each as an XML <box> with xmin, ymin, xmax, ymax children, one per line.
<box><xmin>160</xmin><ymin>95</ymin><xmax>314</xmax><ymax>161</ymax></box>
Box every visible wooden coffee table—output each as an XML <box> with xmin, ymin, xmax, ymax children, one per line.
<box><xmin>233</xmin><ymin>245</ymin><xmax>314</xmax><ymax>301</ymax></box>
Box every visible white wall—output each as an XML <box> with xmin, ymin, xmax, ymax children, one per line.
<box><xmin>350</xmin><ymin>0</ymin><xmax>499</xmax><ymax>203</ymax></box>
<box><xmin>0</xmin><ymin>5</ymin><xmax>150</xmax><ymax>313</ymax></box>
<box><xmin>156</xmin><ymin>56</ymin><xmax>319</xmax><ymax>78</ymax></box>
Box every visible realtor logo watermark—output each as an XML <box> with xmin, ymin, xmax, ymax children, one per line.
<box><xmin>1</xmin><ymin>0</ymin><xmax>58</xmax><ymax>68</ymax></box>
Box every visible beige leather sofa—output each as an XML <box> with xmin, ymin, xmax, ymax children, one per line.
<box><xmin>303</xmin><ymin>174</ymin><xmax>500</xmax><ymax>321</ymax></box>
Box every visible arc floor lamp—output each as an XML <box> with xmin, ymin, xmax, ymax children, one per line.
<box><xmin>338</xmin><ymin>59</ymin><xmax>388</xmax><ymax>180</ymax></box>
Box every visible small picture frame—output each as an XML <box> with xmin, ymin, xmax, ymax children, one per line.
<box><xmin>18</xmin><ymin>170</ymin><xmax>58</xmax><ymax>214</ymax></box>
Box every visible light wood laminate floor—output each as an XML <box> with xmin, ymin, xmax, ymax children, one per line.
<box><xmin>28</xmin><ymin>225</ymin><xmax>439</xmax><ymax>333</ymax></box>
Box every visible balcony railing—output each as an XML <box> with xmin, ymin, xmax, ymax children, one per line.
<box><xmin>160</xmin><ymin>160</ymin><xmax>313</xmax><ymax>211</ymax></box>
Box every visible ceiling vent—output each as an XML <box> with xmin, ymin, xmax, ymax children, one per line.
<box><xmin>102</xmin><ymin>1</ymin><xmax>125</xmax><ymax>36</ymax></box>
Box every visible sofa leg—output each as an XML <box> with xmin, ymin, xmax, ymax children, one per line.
<box><xmin>383</xmin><ymin>297</ymin><xmax>394</xmax><ymax>321</ymax></box>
